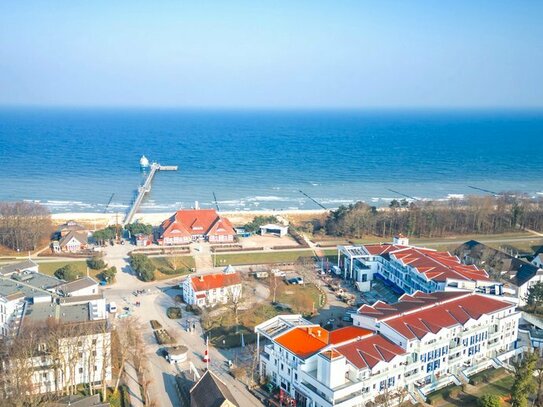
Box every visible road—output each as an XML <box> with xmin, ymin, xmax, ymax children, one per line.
<box><xmin>100</xmin><ymin>243</ymin><xmax>263</xmax><ymax>407</ymax></box>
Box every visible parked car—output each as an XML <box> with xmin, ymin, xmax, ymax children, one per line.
<box><xmin>287</xmin><ymin>277</ymin><xmax>304</xmax><ymax>285</ymax></box>
<box><xmin>272</xmin><ymin>269</ymin><xmax>286</xmax><ymax>277</ymax></box>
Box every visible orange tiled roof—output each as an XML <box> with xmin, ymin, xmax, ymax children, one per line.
<box><xmin>191</xmin><ymin>272</ymin><xmax>242</xmax><ymax>292</ymax></box>
<box><xmin>274</xmin><ymin>326</ymin><xmax>372</xmax><ymax>359</ymax></box>
<box><xmin>275</xmin><ymin>327</ymin><xmax>328</xmax><ymax>359</ymax></box>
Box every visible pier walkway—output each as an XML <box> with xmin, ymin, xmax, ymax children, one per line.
<box><xmin>123</xmin><ymin>163</ymin><xmax>177</xmax><ymax>226</ymax></box>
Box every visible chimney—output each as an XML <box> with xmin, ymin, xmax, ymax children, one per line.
<box><xmin>194</xmin><ymin>201</ymin><xmax>199</xmax><ymax>210</ymax></box>
<box><xmin>317</xmin><ymin>329</ymin><xmax>321</xmax><ymax>337</ymax></box>
<box><xmin>199</xmin><ymin>275</ymin><xmax>204</xmax><ymax>282</ymax></box>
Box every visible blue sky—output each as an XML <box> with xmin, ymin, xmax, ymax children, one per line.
<box><xmin>1</xmin><ymin>1</ymin><xmax>542</xmax><ymax>108</ymax></box>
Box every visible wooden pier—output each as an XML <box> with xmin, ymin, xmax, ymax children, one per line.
<box><xmin>123</xmin><ymin>163</ymin><xmax>178</xmax><ymax>225</ymax></box>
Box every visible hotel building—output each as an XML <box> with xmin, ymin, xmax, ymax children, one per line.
<box><xmin>256</xmin><ymin>291</ymin><xmax>520</xmax><ymax>407</ymax></box>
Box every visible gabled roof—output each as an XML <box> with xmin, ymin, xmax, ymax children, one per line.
<box><xmin>190</xmin><ymin>370</ymin><xmax>238</xmax><ymax>407</ymax></box>
<box><xmin>363</xmin><ymin>243</ymin><xmax>489</xmax><ymax>283</ymax></box>
<box><xmin>358</xmin><ymin>291</ymin><xmax>515</xmax><ymax>340</ymax></box>
<box><xmin>274</xmin><ymin>326</ymin><xmax>372</xmax><ymax>359</ymax></box>
<box><xmin>511</xmin><ymin>262</ymin><xmax>542</xmax><ymax>287</ymax></box>
<box><xmin>59</xmin><ymin>230</ymin><xmax>88</xmax><ymax>248</ymax></box>
<box><xmin>190</xmin><ymin>271</ymin><xmax>242</xmax><ymax>292</ymax></box>
<box><xmin>334</xmin><ymin>334</ymin><xmax>406</xmax><ymax>369</ymax></box>
<box><xmin>456</xmin><ymin>240</ymin><xmax>540</xmax><ymax>287</ymax></box>
<box><xmin>161</xmin><ymin>209</ymin><xmax>236</xmax><ymax>238</ymax></box>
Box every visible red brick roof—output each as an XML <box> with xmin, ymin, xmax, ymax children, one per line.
<box><xmin>334</xmin><ymin>334</ymin><xmax>406</xmax><ymax>369</ymax></box>
<box><xmin>160</xmin><ymin>209</ymin><xmax>236</xmax><ymax>239</ymax></box>
<box><xmin>274</xmin><ymin>326</ymin><xmax>372</xmax><ymax>359</ymax></box>
<box><xmin>363</xmin><ymin>244</ymin><xmax>489</xmax><ymax>282</ymax></box>
<box><xmin>190</xmin><ymin>272</ymin><xmax>241</xmax><ymax>292</ymax></box>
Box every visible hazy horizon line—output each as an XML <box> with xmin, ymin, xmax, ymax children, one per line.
<box><xmin>1</xmin><ymin>104</ymin><xmax>543</xmax><ymax>112</ymax></box>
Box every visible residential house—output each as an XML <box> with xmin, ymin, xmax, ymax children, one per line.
<box><xmin>182</xmin><ymin>266</ymin><xmax>242</xmax><ymax>307</ymax></box>
<box><xmin>256</xmin><ymin>291</ymin><xmax>520</xmax><ymax>407</ymax></box>
<box><xmin>158</xmin><ymin>209</ymin><xmax>236</xmax><ymax>245</ymax></box>
<box><xmin>190</xmin><ymin>370</ymin><xmax>238</xmax><ymax>407</ymax></box>
<box><xmin>0</xmin><ymin>272</ymin><xmax>110</xmax><ymax>397</ymax></box>
<box><xmin>52</xmin><ymin>230</ymin><xmax>89</xmax><ymax>253</ymax></box>
<box><xmin>456</xmin><ymin>240</ymin><xmax>543</xmax><ymax>305</ymax></box>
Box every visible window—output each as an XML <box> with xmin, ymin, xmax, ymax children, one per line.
<box><xmin>79</xmin><ymin>367</ymin><xmax>83</xmax><ymax>374</ymax></box>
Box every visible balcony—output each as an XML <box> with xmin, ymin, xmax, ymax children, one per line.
<box><xmin>260</xmin><ymin>351</ymin><xmax>270</xmax><ymax>363</ymax></box>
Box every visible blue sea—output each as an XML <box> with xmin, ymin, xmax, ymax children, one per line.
<box><xmin>1</xmin><ymin>108</ymin><xmax>542</xmax><ymax>213</ymax></box>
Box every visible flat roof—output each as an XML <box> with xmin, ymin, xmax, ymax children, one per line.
<box><xmin>24</xmin><ymin>302</ymin><xmax>91</xmax><ymax>325</ymax></box>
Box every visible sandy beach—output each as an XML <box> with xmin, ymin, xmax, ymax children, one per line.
<box><xmin>51</xmin><ymin>209</ymin><xmax>329</xmax><ymax>229</ymax></box>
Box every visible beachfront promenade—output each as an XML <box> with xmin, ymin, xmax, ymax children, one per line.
<box><xmin>124</xmin><ymin>163</ymin><xmax>178</xmax><ymax>226</ymax></box>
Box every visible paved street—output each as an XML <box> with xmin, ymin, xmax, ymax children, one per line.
<box><xmin>99</xmin><ymin>243</ymin><xmax>263</xmax><ymax>407</ymax></box>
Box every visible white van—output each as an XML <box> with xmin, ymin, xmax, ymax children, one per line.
<box><xmin>108</xmin><ymin>302</ymin><xmax>117</xmax><ymax>313</ymax></box>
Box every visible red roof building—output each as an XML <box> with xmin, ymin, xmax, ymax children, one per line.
<box><xmin>273</xmin><ymin>326</ymin><xmax>373</xmax><ymax>359</ymax></box>
<box><xmin>158</xmin><ymin>209</ymin><xmax>236</xmax><ymax>245</ymax></box>
<box><xmin>182</xmin><ymin>267</ymin><xmax>242</xmax><ymax>307</ymax></box>
<box><xmin>355</xmin><ymin>291</ymin><xmax>516</xmax><ymax>340</ymax></box>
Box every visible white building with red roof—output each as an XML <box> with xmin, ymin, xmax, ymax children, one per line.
<box><xmin>255</xmin><ymin>291</ymin><xmax>520</xmax><ymax>406</ymax></box>
<box><xmin>182</xmin><ymin>266</ymin><xmax>242</xmax><ymax>307</ymax></box>
<box><xmin>158</xmin><ymin>209</ymin><xmax>236</xmax><ymax>245</ymax></box>
<box><xmin>337</xmin><ymin>235</ymin><xmax>501</xmax><ymax>296</ymax></box>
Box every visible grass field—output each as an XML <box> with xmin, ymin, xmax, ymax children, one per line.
<box><xmin>150</xmin><ymin>256</ymin><xmax>195</xmax><ymax>270</ymax></box>
<box><xmin>428</xmin><ymin>369</ymin><xmax>514</xmax><ymax>407</ymax></box>
<box><xmin>214</xmin><ymin>250</ymin><xmax>314</xmax><ymax>266</ymax></box>
<box><xmin>345</xmin><ymin>231</ymin><xmax>543</xmax><ymax>253</ymax></box>
<box><xmin>151</xmin><ymin>256</ymin><xmax>195</xmax><ymax>281</ymax></box>
<box><xmin>37</xmin><ymin>260</ymin><xmax>101</xmax><ymax>279</ymax></box>
<box><xmin>275</xmin><ymin>282</ymin><xmax>325</xmax><ymax>313</ymax></box>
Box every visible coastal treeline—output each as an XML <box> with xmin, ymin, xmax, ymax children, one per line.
<box><xmin>324</xmin><ymin>196</ymin><xmax>543</xmax><ymax>238</ymax></box>
<box><xmin>0</xmin><ymin>201</ymin><xmax>52</xmax><ymax>251</ymax></box>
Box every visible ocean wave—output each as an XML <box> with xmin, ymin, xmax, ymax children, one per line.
<box><xmin>246</xmin><ymin>196</ymin><xmax>284</xmax><ymax>202</ymax></box>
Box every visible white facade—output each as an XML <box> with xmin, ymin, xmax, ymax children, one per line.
<box><xmin>256</xmin><ymin>294</ymin><xmax>521</xmax><ymax>407</ymax></box>
<box><xmin>337</xmin><ymin>244</ymin><xmax>500</xmax><ymax>296</ymax></box>
<box><xmin>6</xmin><ymin>328</ymin><xmax>112</xmax><ymax>396</ymax></box>
<box><xmin>0</xmin><ymin>295</ymin><xmax>25</xmax><ymax>337</ymax></box>
<box><xmin>182</xmin><ymin>272</ymin><xmax>242</xmax><ymax>307</ymax></box>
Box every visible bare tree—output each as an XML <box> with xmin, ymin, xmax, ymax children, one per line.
<box><xmin>269</xmin><ymin>275</ymin><xmax>279</xmax><ymax>303</ymax></box>
<box><xmin>0</xmin><ymin>201</ymin><xmax>52</xmax><ymax>252</ymax></box>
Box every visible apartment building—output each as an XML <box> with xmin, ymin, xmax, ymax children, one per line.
<box><xmin>337</xmin><ymin>236</ymin><xmax>500</xmax><ymax>295</ymax></box>
<box><xmin>0</xmin><ymin>264</ymin><xmax>111</xmax><ymax>397</ymax></box>
<box><xmin>256</xmin><ymin>291</ymin><xmax>520</xmax><ymax>407</ymax></box>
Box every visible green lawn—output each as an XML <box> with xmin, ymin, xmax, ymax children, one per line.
<box><xmin>151</xmin><ymin>256</ymin><xmax>195</xmax><ymax>281</ymax></box>
<box><xmin>427</xmin><ymin>370</ymin><xmax>514</xmax><ymax>407</ymax></box>
<box><xmin>38</xmin><ymin>261</ymin><xmax>101</xmax><ymax>279</ymax></box>
<box><xmin>214</xmin><ymin>250</ymin><xmax>314</xmax><ymax>266</ymax></box>
<box><xmin>322</xmin><ymin>249</ymin><xmax>338</xmax><ymax>256</ymax></box>
<box><xmin>150</xmin><ymin>256</ymin><xmax>195</xmax><ymax>270</ymax></box>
